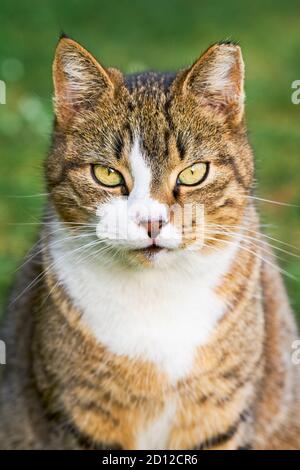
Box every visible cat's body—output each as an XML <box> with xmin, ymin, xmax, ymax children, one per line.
<box><xmin>0</xmin><ymin>38</ymin><xmax>300</xmax><ymax>449</ymax></box>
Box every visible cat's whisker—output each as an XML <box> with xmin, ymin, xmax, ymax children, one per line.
<box><xmin>205</xmin><ymin>228</ymin><xmax>300</xmax><ymax>260</ymax></box>
<box><xmin>206</xmin><ymin>223</ymin><xmax>300</xmax><ymax>252</ymax></box>
<box><xmin>13</xmin><ymin>216</ymin><xmax>139</xmax><ymax>276</ymax></box>
<box><xmin>204</xmin><ymin>229</ymin><xmax>298</xmax><ymax>265</ymax></box>
<box><xmin>6</xmin><ymin>193</ymin><xmax>50</xmax><ymax>198</ymax></box>
<box><xmin>244</xmin><ymin>195</ymin><xmax>300</xmax><ymax>208</ymax></box>
<box><xmin>10</xmin><ymin>238</ymin><xmax>107</xmax><ymax>306</ymax></box>
<box><xmin>204</xmin><ymin>235</ymin><xmax>296</xmax><ymax>280</ymax></box>
<box><xmin>7</xmin><ymin>221</ymin><xmax>98</xmax><ymax>228</ymax></box>
<box><xmin>70</xmin><ymin>240</ymin><xmax>117</xmax><ymax>265</ymax></box>
<box><xmin>14</xmin><ymin>230</ymin><xmax>98</xmax><ymax>274</ymax></box>
<box><xmin>39</xmin><ymin>240</ymin><xmax>115</xmax><ymax>306</ymax></box>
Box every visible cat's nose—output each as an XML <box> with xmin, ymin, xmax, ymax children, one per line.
<box><xmin>140</xmin><ymin>219</ymin><xmax>166</xmax><ymax>240</ymax></box>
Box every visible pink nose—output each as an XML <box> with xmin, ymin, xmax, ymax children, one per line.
<box><xmin>140</xmin><ymin>219</ymin><xmax>165</xmax><ymax>239</ymax></box>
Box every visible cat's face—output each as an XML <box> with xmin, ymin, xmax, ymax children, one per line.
<box><xmin>47</xmin><ymin>37</ymin><xmax>254</xmax><ymax>267</ymax></box>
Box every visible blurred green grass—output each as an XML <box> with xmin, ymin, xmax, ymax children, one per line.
<box><xmin>0</xmin><ymin>0</ymin><xmax>300</xmax><ymax>316</ymax></box>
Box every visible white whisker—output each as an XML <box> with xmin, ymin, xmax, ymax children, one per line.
<box><xmin>204</xmin><ymin>235</ymin><xmax>296</xmax><ymax>280</ymax></box>
<box><xmin>245</xmin><ymin>195</ymin><xmax>300</xmax><ymax>208</ymax></box>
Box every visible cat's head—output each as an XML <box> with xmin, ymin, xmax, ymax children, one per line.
<box><xmin>47</xmin><ymin>36</ymin><xmax>254</xmax><ymax>267</ymax></box>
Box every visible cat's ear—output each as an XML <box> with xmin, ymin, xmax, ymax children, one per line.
<box><xmin>182</xmin><ymin>42</ymin><xmax>245</xmax><ymax>125</ymax></box>
<box><xmin>53</xmin><ymin>36</ymin><xmax>119</xmax><ymax>125</ymax></box>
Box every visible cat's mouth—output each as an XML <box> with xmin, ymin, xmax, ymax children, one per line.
<box><xmin>141</xmin><ymin>245</ymin><xmax>164</xmax><ymax>254</ymax></box>
<box><xmin>135</xmin><ymin>243</ymin><xmax>167</xmax><ymax>257</ymax></box>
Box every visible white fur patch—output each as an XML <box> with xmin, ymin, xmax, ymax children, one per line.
<box><xmin>136</xmin><ymin>399</ymin><xmax>177</xmax><ymax>450</ymax></box>
<box><xmin>129</xmin><ymin>137</ymin><xmax>152</xmax><ymax>201</ymax></box>
<box><xmin>49</xmin><ymin>218</ymin><xmax>239</xmax><ymax>384</ymax></box>
<box><xmin>209</xmin><ymin>49</ymin><xmax>236</xmax><ymax>92</ymax></box>
<box><xmin>201</xmin><ymin>45</ymin><xmax>244</xmax><ymax>110</ymax></box>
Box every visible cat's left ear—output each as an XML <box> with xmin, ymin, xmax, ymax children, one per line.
<box><xmin>53</xmin><ymin>36</ymin><xmax>121</xmax><ymax>126</ymax></box>
<box><xmin>181</xmin><ymin>42</ymin><xmax>245</xmax><ymax>125</ymax></box>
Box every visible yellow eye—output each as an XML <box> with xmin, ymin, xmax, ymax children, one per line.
<box><xmin>92</xmin><ymin>165</ymin><xmax>124</xmax><ymax>187</ymax></box>
<box><xmin>177</xmin><ymin>163</ymin><xmax>209</xmax><ymax>186</ymax></box>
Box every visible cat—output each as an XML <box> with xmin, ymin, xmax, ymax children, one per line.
<box><xmin>0</xmin><ymin>35</ymin><xmax>299</xmax><ymax>450</ymax></box>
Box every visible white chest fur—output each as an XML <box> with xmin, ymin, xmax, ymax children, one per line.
<box><xmin>49</xmin><ymin>225</ymin><xmax>238</xmax><ymax>384</ymax></box>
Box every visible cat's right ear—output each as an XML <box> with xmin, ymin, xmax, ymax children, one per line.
<box><xmin>53</xmin><ymin>36</ymin><xmax>119</xmax><ymax>126</ymax></box>
<box><xmin>180</xmin><ymin>42</ymin><xmax>245</xmax><ymax>126</ymax></box>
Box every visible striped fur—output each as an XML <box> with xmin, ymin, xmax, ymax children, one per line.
<box><xmin>0</xmin><ymin>37</ymin><xmax>299</xmax><ymax>449</ymax></box>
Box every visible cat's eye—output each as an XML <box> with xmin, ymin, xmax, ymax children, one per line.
<box><xmin>92</xmin><ymin>165</ymin><xmax>124</xmax><ymax>187</ymax></box>
<box><xmin>177</xmin><ymin>162</ymin><xmax>209</xmax><ymax>186</ymax></box>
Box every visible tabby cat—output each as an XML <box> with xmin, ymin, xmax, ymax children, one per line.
<box><xmin>0</xmin><ymin>36</ymin><xmax>299</xmax><ymax>450</ymax></box>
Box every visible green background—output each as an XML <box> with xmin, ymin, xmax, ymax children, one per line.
<box><xmin>0</xmin><ymin>0</ymin><xmax>300</xmax><ymax>317</ymax></box>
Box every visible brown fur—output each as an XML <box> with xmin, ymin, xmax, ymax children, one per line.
<box><xmin>0</xmin><ymin>37</ymin><xmax>299</xmax><ymax>449</ymax></box>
